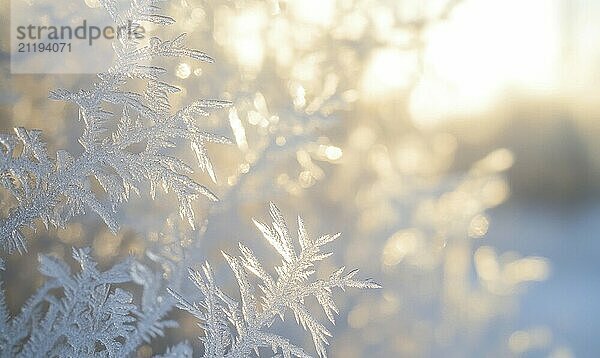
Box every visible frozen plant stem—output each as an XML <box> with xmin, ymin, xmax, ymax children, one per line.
<box><xmin>170</xmin><ymin>203</ymin><xmax>381</xmax><ymax>358</ymax></box>
<box><xmin>0</xmin><ymin>0</ymin><xmax>231</xmax><ymax>254</ymax></box>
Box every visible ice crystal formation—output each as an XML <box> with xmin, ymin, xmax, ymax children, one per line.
<box><xmin>0</xmin><ymin>0</ymin><xmax>381</xmax><ymax>356</ymax></box>
<box><xmin>170</xmin><ymin>203</ymin><xmax>380</xmax><ymax>358</ymax></box>
<box><xmin>0</xmin><ymin>247</ymin><xmax>190</xmax><ymax>357</ymax></box>
<box><xmin>0</xmin><ymin>0</ymin><xmax>230</xmax><ymax>254</ymax></box>
<box><xmin>0</xmin><ymin>205</ymin><xmax>378</xmax><ymax>357</ymax></box>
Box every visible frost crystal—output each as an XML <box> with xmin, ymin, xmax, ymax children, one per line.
<box><xmin>0</xmin><ymin>247</ymin><xmax>182</xmax><ymax>357</ymax></box>
<box><xmin>0</xmin><ymin>0</ymin><xmax>230</xmax><ymax>254</ymax></box>
<box><xmin>170</xmin><ymin>203</ymin><xmax>380</xmax><ymax>358</ymax></box>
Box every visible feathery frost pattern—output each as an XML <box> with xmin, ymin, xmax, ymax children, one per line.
<box><xmin>170</xmin><ymin>203</ymin><xmax>381</xmax><ymax>358</ymax></box>
<box><xmin>1</xmin><ymin>1</ymin><xmax>381</xmax><ymax>356</ymax></box>
<box><xmin>0</xmin><ymin>247</ymin><xmax>189</xmax><ymax>357</ymax></box>
<box><xmin>0</xmin><ymin>0</ymin><xmax>230</xmax><ymax>254</ymax></box>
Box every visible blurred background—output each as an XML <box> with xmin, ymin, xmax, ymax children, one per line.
<box><xmin>1</xmin><ymin>0</ymin><xmax>599</xmax><ymax>357</ymax></box>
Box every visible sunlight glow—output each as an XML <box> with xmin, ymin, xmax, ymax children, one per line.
<box><xmin>410</xmin><ymin>0</ymin><xmax>561</xmax><ymax>127</ymax></box>
<box><xmin>361</xmin><ymin>47</ymin><xmax>418</xmax><ymax>100</ymax></box>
